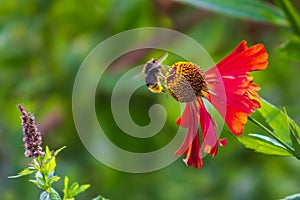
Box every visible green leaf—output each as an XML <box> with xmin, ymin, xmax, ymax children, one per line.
<box><xmin>259</xmin><ymin>99</ymin><xmax>291</xmax><ymax>143</ymax></box>
<box><xmin>8</xmin><ymin>167</ymin><xmax>35</xmax><ymax>178</ymax></box>
<box><xmin>237</xmin><ymin>134</ymin><xmax>292</xmax><ymax>156</ymax></box>
<box><xmin>40</xmin><ymin>189</ymin><xmax>62</xmax><ymax>200</ymax></box>
<box><xmin>278</xmin><ymin>38</ymin><xmax>300</xmax><ymax>61</ymax></box>
<box><xmin>63</xmin><ymin>176</ymin><xmax>69</xmax><ymax>200</ymax></box>
<box><xmin>41</xmin><ymin>155</ymin><xmax>56</xmax><ymax>179</ymax></box>
<box><xmin>72</xmin><ymin>184</ymin><xmax>90</xmax><ymax>197</ymax></box>
<box><xmin>174</xmin><ymin>0</ymin><xmax>288</xmax><ymax>26</ymax></box>
<box><xmin>49</xmin><ymin>176</ymin><xmax>61</xmax><ymax>185</ymax></box>
<box><xmin>62</xmin><ymin>176</ymin><xmax>90</xmax><ymax>199</ymax></box>
<box><xmin>53</xmin><ymin>146</ymin><xmax>67</xmax><ymax>157</ymax></box>
<box><xmin>92</xmin><ymin>195</ymin><xmax>110</xmax><ymax>200</ymax></box>
<box><xmin>275</xmin><ymin>0</ymin><xmax>300</xmax><ymax>36</ymax></box>
<box><xmin>40</xmin><ymin>191</ymin><xmax>50</xmax><ymax>200</ymax></box>
<box><xmin>43</xmin><ymin>146</ymin><xmax>53</xmax><ymax>165</ymax></box>
<box><xmin>289</xmin><ymin>121</ymin><xmax>300</xmax><ymax>158</ymax></box>
<box><xmin>49</xmin><ymin>188</ymin><xmax>62</xmax><ymax>200</ymax></box>
<box><xmin>69</xmin><ymin>182</ymin><xmax>79</xmax><ymax>195</ymax></box>
<box><xmin>281</xmin><ymin>193</ymin><xmax>300</xmax><ymax>200</ymax></box>
<box><xmin>30</xmin><ymin>179</ymin><xmax>47</xmax><ymax>190</ymax></box>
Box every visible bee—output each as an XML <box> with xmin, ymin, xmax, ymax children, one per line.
<box><xmin>142</xmin><ymin>53</ymin><xmax>168</xmax><ymax>94</ymax></box>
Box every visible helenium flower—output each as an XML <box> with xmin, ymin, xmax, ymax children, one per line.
<box><xmin>144</xmin><ymin>41</ymin><xmax>268</xmax><ymax>168</ymax></box>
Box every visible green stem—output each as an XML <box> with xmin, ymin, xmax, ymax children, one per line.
<box><xmin>248</xmin><ymin>116</ymin><xmax>296</xmax><ymax>156</ymax></box>
<box><xmin>276</xmin><ymin>0</ymin><xmax>300</xmax><ymax>37</ymax></box>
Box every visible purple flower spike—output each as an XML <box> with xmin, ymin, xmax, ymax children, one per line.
<box><xmin>18</xmin><ymin>104</ymin><xmax>45</xmax><ymax>158</ymax></box>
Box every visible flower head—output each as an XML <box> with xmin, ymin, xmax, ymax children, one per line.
<box><xmin>144</xmin><ymin>40</ymin><xmax>268</xmax><ymax>168</ymax></box>
<box><xmin>18</xmin><ymin>104</ymin><xmax>45</xmax><ymax>158</ymax></box>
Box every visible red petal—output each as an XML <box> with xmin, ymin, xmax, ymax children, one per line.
<box><xmin>174</xmin><ymin>102</ymin><xmax>203</xmax><ymax>169</ymax></box>
<box><xmin>176</xmin><ymin>104</ymin><xmax>191</xmax><ymax>128</ymax></box>
<box><xmin>174</xmin><ymin>103</ymin><xmax>197</xmax><ymax>155</ymax></box>
<box><xmin>214</xmin><ymin>40</ymin><xmax>248</xmax><ymax>69</ymax></box>
<box><xmin>206</xmin><ymin>42</ymin><xmax>268</xmax><ymax>77</ymax></box>
<box><xmin>198</xmin><ymin>98</ymin><xmax>219</xmax><ymax>157</ymax></box>
<box><xmin>205</xmin><ymin>41</ymin><xmax>268</xmax><ymax>135</ymax></box>
<box><xmin>183</xmin><ymin>132</ymin><xmax>203</xmax><ymax>169</ymax></box>
<box><xmin>219</xmin><ymin>138</ymin><xmax>227</xmax><ymax>146</ymax></box>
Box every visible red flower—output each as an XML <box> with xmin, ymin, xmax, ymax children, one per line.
<box><xmin>165</xmin><ymin>41</ymin><xmax>268</xmax><ymax>168</ymax></box>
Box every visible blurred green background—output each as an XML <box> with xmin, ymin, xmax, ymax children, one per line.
<box><xmin>1</xmin><ymin>0</ymin><xmax>300</xmax><ymax>199</ymax></box>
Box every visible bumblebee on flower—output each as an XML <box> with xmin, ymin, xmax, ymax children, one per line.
<box><xmin>142</xmin><ymin>41</ymin><xmax>268</xmax><ymax>169</ymax></box>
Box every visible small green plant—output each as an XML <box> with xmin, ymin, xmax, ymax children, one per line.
<box><xmin>9</xmin><ymin>105</ymin><xmax>108</xmax><ymax>200</ymax></box>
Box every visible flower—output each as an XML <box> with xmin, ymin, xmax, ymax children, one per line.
<box><xmin>164</xmin><ymin>41</ymin><xmax>268</xmax><ymax>168</ymax></box>
<box><xmin>18</xmin><ymin>104</ymin><xmax>45</xmax><ymax>158</ymax></box>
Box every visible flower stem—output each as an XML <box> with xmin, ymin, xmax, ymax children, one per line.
<box><xmin>275</xmin><ymin>0</ymin><xmax>300</xmax><ymax>37</ymax></box>
<box><xmin>248</xmin><ymin>116</ymin><xmax>296</xmax><ymax>156</ymax></box>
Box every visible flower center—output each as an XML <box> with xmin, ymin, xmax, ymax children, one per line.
<box><xmin>165</xmin><ymin>62</ymin><xmax>206</xmax><ymax>103</ymax></box>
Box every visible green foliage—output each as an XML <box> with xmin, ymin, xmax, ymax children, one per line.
<box><xmin>238</xmin><ymin>99</ymin><xmax>300</xmax><ymax>159</ymax></box>
<box><xmin>92</xmin><ymin>196</ymin><xmax>110</xmax><ymax>200</ymax></box>
<box><xmin>281</xmin><ymin>193</ymin><xmax>300</xmax><ymax>200</ymax></box>
<box><xmin>175</xmin><ymin>0</ymin><xmax>288</xmax><ymax>26</ymax></box>
<box><xmin>275</xmin><ymin>0</ymin><xmax>300</xmax><ymax>36</ymax></box>
<box><xmin>288</xmin><ymin>116</ymin><xmax>300</xmax><ymax>158</ymax></box>
<box><xmin>8</xmin><ymin>167</ymin><xmax>35</xmax><ymax>179</ymax></box>
<box><xmin>259</xmin><ymin>99</ymin><xmax>292</xmax><ymax>142</ymax></box>
<box><xmin>9</xmin><ymin>145</ymin><xmax>100</xmax><ymax>200</ymax></box>
<box><xmin>40</xmin><ymin>188</ymin><xmax>62</xmax><ymax>200</ymax></box>
<box><xmin>62</xmin><ymin>176</ymin><xmax>90</xmax><ymax>200</ymax></box>
<box><xmin>237</xmin><ymin>134</ymin><xmax>292</xmax><ymax>156</ymax></box>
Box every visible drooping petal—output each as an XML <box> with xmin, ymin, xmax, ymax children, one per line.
<box><xmin>198</xmin><ymin>98</ymin><xmax>219</xmax><ymax>157</ymax></box>
<box><xmin>183</xmin><ymin>131</ymin><xmax>203</xmax><ymax>169</ymax></box>
<box><xmin>175</xmin><ymin>102</ymin><xmax>203</xmax><ymax>169</ymax></box>
<box><xmin>176</xmin><ymin>103</ymin><xmax>192</xmax><ymax>128</ymax></box>
<box><xmin>205</xmin><ymin>41</ymin><xmax>268</xmax><ymax>135</ymax></box>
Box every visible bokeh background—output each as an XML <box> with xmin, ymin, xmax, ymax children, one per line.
<box><xmin>1</xmin><ymin>0</ymin><xmax>300</xmax><ymax>199</ymax></box>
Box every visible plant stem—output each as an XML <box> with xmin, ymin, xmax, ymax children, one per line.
<box><xmin>276</xmin><ymin>0</ymin><xmax>300</xmax><ymax>37</ymax></box>
<box><xmin>248</xmin><ymin>116</ymin><xmax>296</xmax><ymax>156</ymax></box>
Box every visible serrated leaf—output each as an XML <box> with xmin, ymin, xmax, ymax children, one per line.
<box><xmin>237</xmin><ymin>134</ymin><xmax>292</xmax><ymax>156</ymax></box>
<box><xmin>278</xmin><ymin>38</ymin><xmax>300</xmax><ymax>61</ymax></box>
<box><xmin>259</xmin><ymin>99</ymin><xmax>291</xmax><ymax>143</ymax></box>
<box><xmin>49</xmin><ymin>188</ymin><xmax>62</xmax><ymax>200</ymax></box>
<box><xmin>174</xmin><ymin>0</ymin><xmax>288</xmax><ymax>26</ymax></box>
<box><xmin>281</xmin><ymin>193</ymin><xmax>300</xmax><ymax>200</ymax></box>
<box><xmin>8</xmin><ymin>167</ymin><xmax>35</xmax><ymax>178</ymax></box>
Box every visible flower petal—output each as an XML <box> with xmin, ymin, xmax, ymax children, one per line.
<box><xmin>174</xmin><ymin>102</ymin><xmax>203</xmax><ymax>169</ymax></box>
<box><xmin>198</xmin><ymin>98</ymin><xmax>219</xmax><ymax>157</ymax></box>
<box><xmin>205</xmin><ymin>41</ymin><xmax>268</xmax><ymax>135</ymax></box>
<box><xmin>183</xmin><ymin>131</ymin><xmax>203</xmax><ymax>169</ymax></box>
